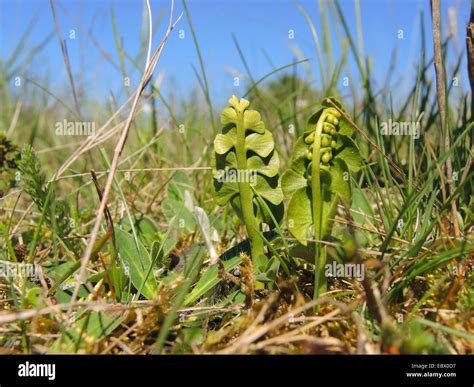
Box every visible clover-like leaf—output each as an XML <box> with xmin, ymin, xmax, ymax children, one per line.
<box><xmin>214</xmin><ymin>129</ymin><xmax>237</xmax><ymax>154</ymax></box>
<box><xmin>246</xmin><ymin>151</ymin><xmax>280</xmax><ymax>178</ymax></box>
<box><xmin>243</xmin><ymin>110</ymin><xmax>265</xmax><ymax>134</ymax></box>
<box><xmin>245</xmin><ymin>131</ymin><xmax>274</xmax><ymax>157</ymax></box>
<box><xmin>221</xmin><ymin>107</ymin><xmax>237</xmax><ymax>126</ymax></box>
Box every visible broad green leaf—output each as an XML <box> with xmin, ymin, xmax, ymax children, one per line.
<box><xmin>321</xmin><ymin>193</ymin><xmax>339</xmax><ymax>237</ymax></box>
<box><xmin>247</xmin><ymin>151</ymin><xmax>280</xmax><ymax>177</ymax></box>
<box><xmin>254</xmin><ymin>175</ymin><xmax>283</xmax><ymax>205</ymax></box>
<box><xmin>287</xmin><ymin>187</ymin><xmax>312</xmax><ymax>245</ymax></box>
<box><xmin>223</xmin><ymin>151</ymin><xmax>280</xmax><ymax>178</ymax></box>
<box><xmin>243</xmin><ymin>109</ymin><xmax>265</xmax><ymax>134</ymax></box>
<box><xmin>221</xmin><ymin>107</ymin><xmax>237</xmax><ymax>126</ymax></box>
<box><xmin>214</xmin><ymin>129</ymin><xmax>236</xmax><ymax>154</ymax></box>
<box><xmin>329</xmin><ymin>158</ymin><xmax>351</xmax><ymax>203</ymax></box>
<box><xmin>213</xmin><ymin>179</ymin><xmax>239</xmax><ymax>205</ymax></box>
<box><xmin>245</xmin><ymin>130</ymin><xmax>274</xmax><ymax>157</ymax></box>
<box><xmin>338</xmin><ymin>118</ymin><xmax>355</xmax><ymax>137</ymax></box>
<box><xmin>115</xmin><ymin>228</ymin><xmax>157</xmax><ymax>300</ymax></box>
<box><xmin>281</xmin><ymin>169</ymin><xmax>307</xmax><ymax>198</ymax></box>
<box><xmin>334</xmin><ymin>135</ymin><xmax>362</xmax><ymax>172</ymax></box>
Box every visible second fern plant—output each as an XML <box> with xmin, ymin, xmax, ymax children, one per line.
<box><xmin>282</xmin><ymin>97</ymin><xmax>362</xmax><ymax>299</ymax></box>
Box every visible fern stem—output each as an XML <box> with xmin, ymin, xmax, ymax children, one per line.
<box><xmin>235</xmin><ymin>108</ymin><xmax>263</xmax><ymax>261</ymax></box>
<box><xmin>312</xmin><ymin>113</ymin><xmax>327</xmax><ymax>300</ymax></box>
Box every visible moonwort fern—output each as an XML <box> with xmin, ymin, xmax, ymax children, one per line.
<box><xmin>212</xmin><ymin>96</ymin><xmax>283</xmax><ymax>265</ymax></box>
<box><xmin>282</xmin><ymin>97</ymin><xmax>362</xmax><ymax>299</ymax></box>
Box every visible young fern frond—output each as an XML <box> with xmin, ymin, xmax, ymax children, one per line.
<box><xmin>212</xmin><ymin>95</ymin><xmax>283</xmax><ymax>264</ymax></box>
<box><xmin>18</xmin><ymin>145</ymin><xmax>79</xmax><ymax>253</ymax></box>
<box><xmin>18</xmin><ymin>144</ymin><xmax>50</xmax><ymax>211</ymax></box>
<box><xmin>282</xmin><ymin>97</ymin><xmax>362</xmax><ymax>298</ymax></box>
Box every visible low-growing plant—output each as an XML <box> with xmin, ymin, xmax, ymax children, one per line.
<box><xmin>282</xmin><ymin>97</ymin><xmax>362</xmax><ymax>299</ymax></box>
<box><xmin>211</xmin><ymin>95</ymin><xmax>283</xmax><ymax>266</ymax></box>
<box><xmin>17</xmin><ymin>145</ymin><xmax>79</xmax><ymax>257</ymax></box>
<box><xmin>0</xmin><ymin>132</ymin><xmax>20</xmax><ymax>196</ymax></box>
<box><xmin>17</xmin><ymin>145</ymin><xmax>50</xmax><ymax>212</ymax></box>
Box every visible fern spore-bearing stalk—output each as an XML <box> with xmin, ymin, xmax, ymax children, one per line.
<box><xmin>282</xmin><ymin>97</ymin><xmax>362</xmax><ymax>300</ymax></box>
<box><xmin>309</xmin><ymin>107</ymin><xmax>341</xmax><ymax>299</ymax></box>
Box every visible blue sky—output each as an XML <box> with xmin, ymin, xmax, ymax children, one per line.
<box><xmin>0</xmin><ymin>0</ymin><xmax>471</xmax><ymax>109</ymax></box>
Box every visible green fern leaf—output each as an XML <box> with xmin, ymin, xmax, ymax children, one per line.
<box><xmin>211</xmin><ymin>95</ymin><xmax>283</xmax><ymax>261</ymax></box>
